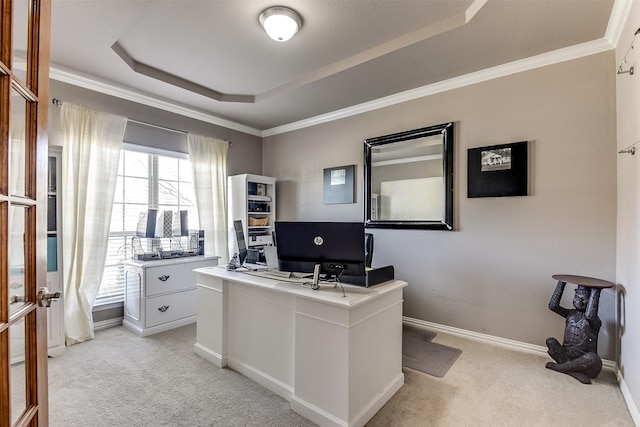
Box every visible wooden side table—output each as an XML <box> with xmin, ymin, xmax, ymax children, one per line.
<box><xmin>551</xmin><ymin>274</ymin><xmax>615</xmax><ymax>290</ymax></box>
<box><xmin>545</xmin><ymin>274</ymin><xmax>614</xmax><ymax>384</ymax></box>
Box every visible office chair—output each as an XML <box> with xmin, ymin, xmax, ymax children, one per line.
<box><xmin>365</xmin><ymin>233</ymin><xmax>374</xmax><ymax>268</ymax></box>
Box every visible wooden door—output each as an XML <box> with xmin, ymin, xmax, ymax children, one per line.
<box><xmin>1</xmin><ymin>0</ymin><xmax>52</xmax><ymax>425</ymax></box>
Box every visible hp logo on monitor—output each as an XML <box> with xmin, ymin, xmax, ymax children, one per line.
<box><xmin>313</xmin><ymin>236</ymin><xmax>324</xmax><ymax>246</ymax></box>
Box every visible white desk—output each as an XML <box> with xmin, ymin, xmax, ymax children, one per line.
<box><xmin>193</xmin><ymin>266</ymin><xmax>407</xmax><ymax>427</ymax></box>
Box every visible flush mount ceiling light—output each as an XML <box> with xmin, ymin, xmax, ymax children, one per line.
<box><xmin>259</xmin><ymin>6</ymin><xmax>302</xmax><ymax>42</ymax></box>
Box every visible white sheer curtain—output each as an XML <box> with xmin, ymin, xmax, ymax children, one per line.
<box><xmin>187</xmin><ymin>134</ymin><xmax>229</xmax><ymax>263</ymax></box>
<box><xmin>61</xmin><ymin>103</ymin><xmax>127</xmax><ymax>346</ymax></box>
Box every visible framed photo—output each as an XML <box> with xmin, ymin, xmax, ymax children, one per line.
<box><xmin>467</xmin><ymin>141</ymin><xmax>528</xmax><ymax>198</ymax></box>
<box><xmin>323</xmin><ymin>165</ymin><xmax>355</xmax><ymax>204</ymax></box>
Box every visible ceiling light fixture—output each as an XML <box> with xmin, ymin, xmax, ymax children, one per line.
<box><xmin>259</xmin><ymin>6</ymin><xmax>302</xmax><ymax>42</ymax></box>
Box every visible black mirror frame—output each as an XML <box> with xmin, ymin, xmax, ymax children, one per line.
<box><xmin>364</xmin><ymin>122</ymin><xmax>454</xmax><ymax>230</ymax></box>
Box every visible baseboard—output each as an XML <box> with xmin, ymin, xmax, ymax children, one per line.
<box><xmin>290</xmin><ymin>373</ymin><xmax>404</xmax><ymax>427</ymax></box>
<box><xmin>618</xmin><ymin>376</ymin><xmax>640</xmax><ymax>426</ymax></box>
<box><xmin>290</xmin><ymin>395</ymin><xmax>346</xmax><ymax>427</ymax></box>
<box><xmin>93</xmin><ymin>317</ymin><xmax>123</xmax><ymax>331</ymax></box>
<box><xmin>402</xmin><ymin>316</ymin><xmax>617</xmax><ymax>372</ymax></box>
<box><xmin>227</xmin><ymin>356</ymin><xmax>294</xmax><ymax>401</ymax></box>
<box><xmin>350</xmin><ymin>372</ymin><xmax>405</xmax><ymax>427</ymax></box>
<box><xmin>121</xmin><ymin>316</ymin><xmax>196</xmax><ymax>337</ymax></box>
<box><xmin>193</xmin><ymin>343</ymin><xmax>226</xmax><ymax>368</ymax></box>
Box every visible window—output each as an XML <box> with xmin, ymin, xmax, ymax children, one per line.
<box><xmin>96</xmin><ymin>146</ymin><xmax>199</xmax><ymax>303</ymax></box>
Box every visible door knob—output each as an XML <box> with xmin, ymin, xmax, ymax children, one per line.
<box><xmin>38</xmin><ymin>287</ymin><xmax>61</xmax><ymax>308</ymax></box>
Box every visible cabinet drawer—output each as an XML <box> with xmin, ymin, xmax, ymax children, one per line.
<box><xmin>146</xmin><ymin>264</ymin><xmax>194</xmax><ymax>296</ymax></box>
<box><xmin>145</xmin><ymin>289</ymin><xmax>196</xmax><ymax>328</ymax></box>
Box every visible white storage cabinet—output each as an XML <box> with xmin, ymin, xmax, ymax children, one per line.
<box><xmin>123</xmin><ymin>256</ymin><xmax>218</xmax><ymax>337</ymax></box>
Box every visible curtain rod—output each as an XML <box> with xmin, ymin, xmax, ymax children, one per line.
<box><xmin>51</xmin><ymin>98</ymin><xmax>232</xmax><ymax>145</ymax></box>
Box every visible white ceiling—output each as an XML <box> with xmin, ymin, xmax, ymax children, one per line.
<box><xmin>39</xmin><ymin>0</ymin><xmax>622</xmax><ymax>135</ymax></box>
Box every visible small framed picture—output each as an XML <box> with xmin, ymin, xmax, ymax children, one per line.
<box><xmin>468</xmin><ymin>141</ymin><xmax>528</xmax><ymax>198</ymax></box>
<box><xmin>323</xmin><ymin>165</ymin><xmax>356</xmax><ymax>204</ymax></box>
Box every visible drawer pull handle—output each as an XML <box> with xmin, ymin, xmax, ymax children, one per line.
<box><xmin>158</xmin><ymin>275</ymin><xmax>170</xmax><ymax>281</ymax></box>
<box><xmin>158</xmin><ymin>305</ymin><xmax>170</xmax><ymax>312</ymax></box>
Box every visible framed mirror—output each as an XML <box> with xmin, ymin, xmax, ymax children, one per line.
<box><xmin>364</xmin><ymin>122</ymin><xmax>454</xmax><ymax>230</ymax></box>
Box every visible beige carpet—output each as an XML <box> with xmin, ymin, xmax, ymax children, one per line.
<box><xmin>44</xmin><ymin>324</ymin><xmax>634</xmax><ymax>427</ymax></box>
<box><xmin>47</xmin><ymin>325</ymin><xmax>316</xmax><ymax>427</ymax></box>
<box><xmin>368</xmin><ymin>330</ymin><xmax>634</xmax><ymax>427</ymax></box>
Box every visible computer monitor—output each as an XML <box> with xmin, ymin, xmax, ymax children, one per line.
<box><xmin>274</xmin><ymin>221</ymin><xmax>366</xmax><ymax>277</ymax></box>
<box><xmin>233</xmin><ymin>219</ymin><xmax>248</xmax><ymax>265</ymax></box>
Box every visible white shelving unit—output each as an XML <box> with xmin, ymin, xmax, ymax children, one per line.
<box><xmin>227</xmin><ymin>174</ymin><xmax>276</xmax><ymax>256</ymax></box>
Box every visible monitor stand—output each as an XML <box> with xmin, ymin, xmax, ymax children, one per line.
<box><xmin>310</xmin><ymin>264</ymin><xmax>346</xmax><ymax>297</ymax></box>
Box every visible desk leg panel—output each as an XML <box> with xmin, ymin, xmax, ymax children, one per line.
<box><xmin>195</xmin><ymin>277</ymin><xmax>227</xmax><ymax>367</ymax></box>
<box><xmin>227</xmin><ymin>284</ymin><xmax>295</xmax><ymax>396</ymax></box>
<box><xmin>293</xmin><ymin>289</ymin><xmax>405</xmax><ymax>427</ymax></box>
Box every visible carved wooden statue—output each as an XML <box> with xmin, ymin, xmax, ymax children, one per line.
<box><xmin>545</xmin><ymin>275</ymin><xmax>614</xmax><ymax>384</ymax></box>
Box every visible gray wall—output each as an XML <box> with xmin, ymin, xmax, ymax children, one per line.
<box><xmin>263</xmin><ymin>52</ymin><xmax>619</xmax><ymax>359</ymax></box>
<box><xmin>48</xmin><ymin>51</ymin><xmax>620</xmax><ymax>363</ymax></box>
<box><xmin>616</xmin><ymin>0</ymin><xmax>640</xmax><ymax>417</ymax></box>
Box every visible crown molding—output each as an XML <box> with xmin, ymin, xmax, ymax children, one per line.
<box><xmin>264</xmin><ymin>0</ymin><xmax>629</xmax><ymax>137</ymax></box>
<box><xmin>50</xmin><ymin>36</ymin><xmax>618</xmax><ymax>140</ymax></box>
<box><xmin>49</xmin><ymin>67</ymin><xmax>262</xmax><ymax>137</ymax></box>
<box><xmin>606</xmin><ymin>0</ymin><xmax>634</xmax><ymax>47</ymax></box>
<box><xmin>262</xmin><ymin>37</ymin><xmax>615</xmax><ymax>137</ymax></box>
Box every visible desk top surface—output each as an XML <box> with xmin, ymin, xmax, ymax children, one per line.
<box><xmin>552</xmin><ymin>274</ymin><xmax>615</xmax><ymax>289</ymax></box>
<box><xmin>195</xmin><ymin>265</ymin><xmax>407</xmax><ymax>308</ymax></box>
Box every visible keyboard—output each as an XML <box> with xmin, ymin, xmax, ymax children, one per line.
<box><xmin>243</xmin><ymin>270</ymin><xmax>311</xmax><ymax>284</ymax></box>
<box><xmin>242</xmin><ymin>263</ymin><xmax>269</xmax><ymax>271</ymax></box>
